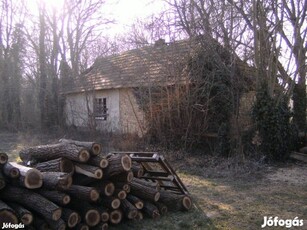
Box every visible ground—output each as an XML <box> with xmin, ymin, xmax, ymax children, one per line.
<box><xmin>1</xmin><ymin>131</ymin><xmax>306</xmax><ymax>230</ymax></box>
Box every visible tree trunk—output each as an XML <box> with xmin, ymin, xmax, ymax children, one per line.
<box><xmin>6</xmin><ymin>202</ymin><xmax>33</xmax><ymax>225</ymax></box>
<box><xmin>108</xmin><ymin>209</ymin><xmax>122</xmax><ymax>225</ymax></box>
<box><xmin>156</xmin><ymin>202</ymin><xmax>168</xmax><ymax>215</ymax></box>
<box><xmin>131</xmin><ymin>162</ymin><xmax>144</xmax><ymax>178</ymax></box>
<box><xmin>63</xmin><ymin>184</ymin><xmax>100</xmax><ymax>202</ymax></box>
<box><xmin>59</xmin><ymin>139</ymin><xmax>102</xmax><ymax>156</ymax></box>
<box><xmin>104</xmin><ymin>154</ymin><xmax>131</xmax><ymax>177</ymax></box>
<box><xmin>113</xmin><ymin>189</ymin><xmax>127</xmax><ymax>200</ymax></box>
<box><xmin>42</xmin><ymin>172</ymin><xmax>72</xmax><ymax>190</ymax></box>
<box><xmin>95</xmin><ymin>206</ymin><xmax>109</xmax><ymax>222</ymax></box>
<box><xmin>92</xmin><ymin>180</ymin><xmax>115</xmax><ymax>197</ymax></box>
<box><xmin>87</xmin><ymin>154</ymin><xmax>109</xmax><ymax>168</ymax></box>
<box><xmin>120</xmin><ymin>199</ymin><xmax>138</xmax><ymax>219</ymax></box>
<box><xmin>0</xmin><ymin>200</ymin><xmax>18</xmax><ymax>224</ymax></box>
<box><xmin>37</xmin><ymin>190</ymin><xmax>71</xmax><ymax>206</ymax></box>
<box><xmin>109</xmin><ymin>171</ymin><xmax>134</xmax><ymax>183</ymax></box>
<box><xmin>45</xmin><ymin>218</ymin><xmax>66</xmax><ymax>230</ymax></box>
<box><xmin>34</xmin><ymin>157</ymin><xmax>75</xmax><ymax>174</ymax></box>
<box><xmin>9</xmin><ymin>162</ymin><xmax>42</xmax><ymax>189</ymax></box>
<box><xmin>2</xmin><ymin>162</ymin><xmax>20</xmax><ymax>178</ymax></box>
<box><xmin>100</xmin><ymin>196</ymin><xmax>120</xmax><ymax>209</ymax></box>
<box><xmin>61</xmin><ymin>207</ymin><xmax>80</xmax><ymax>228</ymax></box>
<box><xmin>0</xmin><ymin>185</ymin><xmax>62</xmax><ymax>221</ymax></box>
<box><xmin>19</xmin><ymin>143</ymin><xmax>90</xmax><ymax>164</ymax></box>
<box><xmin>74</xmin><ymin>162</ymin><xmax>103</xmax><ymax>179</ymax></box>
<box><xmin>68</xmin><ymin>200</ymin><xmax>100</xmax><ymax>227</ymax></box>
<box><xmin>126</xmin><ymin>194</ymin><xmax>144</xmax><ymax>209</ymax></box>
<box><xmin>159</xmin><ymin>190</ymin><xmax>192</xmax><ymax>211</ymax></box>
<box><xmin>130</xmin><ymin>180</ymin><xmax>160</xmax><ymax>202</ymax></box>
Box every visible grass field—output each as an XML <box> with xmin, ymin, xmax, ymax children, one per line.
<box><xmin>1</xmin><ymin>131</ymin><xmax>306</xmax><ymax>230</ymax></box>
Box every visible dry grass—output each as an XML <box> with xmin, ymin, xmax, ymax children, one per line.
<box><xmin>1</xmin><ymin>131</ymin><xmax>307</xmax><ymax>229</ymax></box>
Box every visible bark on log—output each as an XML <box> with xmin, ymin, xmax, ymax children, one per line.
<box><xmin>113</xmin><ymin>182</ymin><xmax>130</xmax><ymax>192</ymax></box>
<box><xmin>61</xmin><ymin>207</ymin><xmax>80</xmax><ymax>228</ymax></box>
<box><xmin>72</xmin><ymin>174</ymin><xmax>97</xmax><ymax>186</ymax></box>
<box><xmin>109</xmin><ymin>170</ymin><xmax>134</xmax><ymax>183</ymax></box>
<box><xmin>0</xmin><ymin>186</ymin><xmax>62</xmax><ymax>221</ymax></box>
<box><xmin>87</xmin><ymin>154</ymin><xmax>109</xmax><ymax>169</ymax></box>
<box><xmin>45</xmin><ymin>218</ymin><xmax>66</xmax><ymax>230</ymax></box>
<box><xmin>130</xmin><ymin>180</ymin><xmax>160</xmax><ymax>203</ymax></box>
<box><xmin>32</xmin><ymin>215</ymin><xmax>51</xmax><ymax>230</ymax></box>
<box><xmin>34</xmin><ymin>157</ymin><xmax>75</xmax><ymax>174</ymax></box>
<box><xmin>59</xmin><ymin>139</ymin><xmax>102</xmax><ymax>156</ymax></box>
<box><xmin>100</xmin><ymin>196</ymin><xmax>120</xmax><ymax>209</ymax></box>
<box><xmin>92</xmin><ymin>181</ymin><xmax>115</xmax><ymax>197</ymax></box>
<box><xmin>2</xmin><ymin>162</ymin><xmax>20</xmax><ymax>178</ymax></box>
<box><xmin>0</xmin><ymin>171</ymin><xmax>6</xmax><ymax>190</ymax></box>
<box><xmin>126</xmin><ymin>194</ymin><xmax>144</xmax><ymax>209</ymax></box>
<box><xmin>0</xmin><ymin>152</ymin><xmax>8</xmax><ymax>165</ymax></box>
<box><xmin>156</xmin><ymin>202</ymin><xmax>168</xmax><ymax>215</ymax></box>
<box><xmin>42</xmin><ymin>172</ymin><xmax>72</xmax><ymax>190</ymax></box>
<box><xmin>75</xmin><ymin>163</ymin><xmax>103</xmax><ymax>179</ymax></box>
<box><xmin>0</xmin><ymin>200</ymin><xmax>18</xmax><ymax>224</ymax></box>
<box><xmin>159</xmin><ymin>190</ymin><xmax>192</xmax><ymax>211</ymax></box>
<box><xmin>104</xmin><ymin>154</ymin><xmax>131</xmax><ymax>177</ymax></box>
<box><xmin>76</xmin><ymin>223</ymin><xmax>90</xmax><ymax>230</ymax></box>
<box><xmin>133</xmin><ymin>177</ymin><xmax>160</xmax><ymax>190</ymax></box>
<box><xmin>92</xmin><ymin>222</ymin><xmax>108</xmax><ymax>230</ymax></box>
<box><xmin>9</xmin><ymin>162</ymin><xmax>42</xmax><ymax>189</ymax></box>
<box><xmin>68</xmin><ymin>200</ymin><xmax>100</xmax><ymax>227</ymax></box>
<box><xmin>132</xmin><ymin>162</ymin><xmax>144</xmax><ymax>178</ymax></box>
<box><xmin>6</xmin><ymin>202</ymin><xmax>33</xmax><ymax>225</ymax></box>
<box><xmin>19</xmin><ymin>143</ymin><xmax>90</xmax><ymax>164</ymax></box>
<box><xmin>135</xmin><ymin>211</ymin><xmax>143</xmax><ymax>220</ymax></box>
<box><xmin>120</xmin><ymin>199</ymin><xmax>138</xmax><ymax>219</ymax></box>
<box><xmin>37</xmin><ymin>190</ymin><xmax>71</xmax><ymax>206</ymax></box>
<box><xmin>63</xmin><ymin>184</ymin><xmax>100</xmax><ymax>202</ymax></box>
<box><xmin>143</xmin><ymin>201</ymin><xmax>160</xmax><ymax>219</ymax></box>
<box><xmin>108</xmin><ymin>209</ymin><xmax>122</xmax><ymax>225</ymax></box>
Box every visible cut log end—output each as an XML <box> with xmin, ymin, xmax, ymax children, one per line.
<box><xmin>52</xmin><ymin>208</ymin><xmax>62</xmax><ymax>221</ymax></box>
<box><xmin>61</xmin><ymin>159</ymin><xmax>75</xmax><ymax>173</ymax></box>
<box><xmin>10</xmin><ymin>168</ymin><xmax>20</xmax><ymax>178</ymax></box>
<box><xmin>63</xmin><ymin>195</ymin><xmax>71</xmax><ymax>205</ymax></box>
<box><xmin>135</xmin><ymin>201</ymin><xmax>143</xmax><ymax>210</ymax></box>
<box><xmin>0</xmin><ymin>152</ymin><xmax>8</xmax><ymax>164</ymax></box>
<box><xmin>0</xmin><ymin>210</ymin><xmax>18</xmax><ymax>224</ymax></box>
<box><xmin>101</xmin><ymin>222</ymin><xmax>108</xmax><ymax>230</ymax></box>
<box><xmin>94</xmin><ymin>169</ymin><xmax>103</xmax><ymax>179</ymax></box>
<box><xmin>85</xmin><ymin>210</ymin><xmax>100</xmax><ymax>227</ymax></box>
<box><xmin>90</xmin><ymin>190</ymin><xmax>100</xmax><ymax>202</ymax></box>
<box><xmin>25</xmin><ymin>169</ymin><xmax>43</xmax><ymax>189</ymax></box>
<box><xmin>111</xmin><ymin>198</ymin><xmax>121</xmax><ymax>209</ymax></box>
<box><xmin>126</xmin><ymin>171</ymin><xmax>134</xmax><ymax>182</ymax></box>
<box><xmin>127</xmin><ymin>209</ymin><xmax>138</xmax><ymax>219</ymax></box>
<box><xmin>101</xmin><ymin>212</ymin><xmax>109</xmax><ymax>222</ymax></box>
<box><xmin>67</xmin><ymin>212</ymin><xmax>79</xmax><ymax>228</ymax></box>
<box><xmin>79</xmin><ymin>150</ymin><xmax>90</xmax><ymax>162</ymax></box>
<box><xmin>92</xmin><ymin>144</ymin><xmax>101</xmax><ymax>155</ymax></box>
<box><xmin>105</xmin><ymin>183</ymin><xmax>115</xmax><ymax>197</ymax></box>
<box><xmin>21</xmin><ymin>213</ymin><xmax>33</xmax><ymax>225</ymax></box>
<box><xmin>117</xmin><ymin>190</ymin><xmax>127</xmax><ymax>200</ymax></box>
<box><xmin>154</xmin><ymin>192</ymin><xmax>160</xmax><ymax>202</ymax></box>
<box><xmin>109</xmin><ymin>210</ymin><xmax>122</xmax><ymax>225</ymax></box>
<box><xmin>100</xmin><ymin>159</ymin><xmax>109</xmax><ymax>168</ymax></box>
<box><xmin>135</xmin><ymin>211</ymin><xmax>143</xmax><ymax>220</ymax></box>
<box><xmin>121</xmin><ymin>155</ymin><xmax>132</xmax><ymax>171</ymax></box>
<box><xmin>182</xmin><ymin>196</ymin><xmax>192</xmax><ymax>210</ymax></box>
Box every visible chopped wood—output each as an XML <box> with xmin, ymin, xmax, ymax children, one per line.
<box><xmin>108</xmin><ymin>209</ymin><xmax>122</xmax><ymax>225</ymax></box>
<box><xmin>126</xmin><ymin>194</ymin><xmax>144</xmax><ymax>209</ymax></box>
<box><xmin>61</xmin><ymin>207</ymin><xmax>80</xmax><ymax>228</ymax></box>
<box><xmin>45</xmin><ymin>218</ymin><xmax>66</xmax><ymax>230</ymax></box>
<box><xmin>135</xmin><ymin>211</ymin><xmax>143</xmax><ymax>220</ymax></box>
<box><xmin>76</xmin><ymin>223</ymin><xmax>90</xmax><ymax>230</ymax></box>
<box><xmin>0</xmin><ymin>152</ymin><xmax>8</xmax><ymax>165</ymax></box>
<box><xmin>143</xmin><ymin>201</ymin><xmax>160</xmax><ymax>219</ymax></box>
<box><xmin>92</xmin><ymin>180</ymin><xmax>115</xmax><ymax>197</ymax></box>
<box><xmin>68</xmin><ymin>200</ymin><xmax>100</xmax><ymax>227</ymax></box>
<box><xmin>72</xmin><ymin>173</ymin><xmax>97</xmax><ymax>185</ymax></box>
<box><xmin>100</xmin><ymin>196</ymin><xmax>121</xmax><ymax>209</ymax></box>
<box><xmin>92</xmin><ymin>222</ymin><xmax>108</xmax><ymax>230</ymax></box>
<box><xmin>131</xmin><ymin>162</ymin><xmax>144</xmax><ymax>178</ymax></box>
<box><xmin>75</xmin><ymin>162</ymin><xmax>103</xmax><ymax>179</ymax></box>
<box><xmin>32</xmin><ymin>215</ymin><xmax>50</xmax><ymax>230</ymax></box>
<box><xmin>59</xmin><ymin>139</ymin><xmax>102</xmax><ymax>156</ymax></box>
<box><xmin>113</xmin><ymin>189</ymin><xmax>127</xmax><ymax>200</ymax></box>
<box><xmin>120</xmin><ymin>199</ymin><xmax>138</xmax><ymax>219</ymax></box>
<box><xmin>159</xmin><ymin>190</ymin><xmax>192</xmax><ymax>211</ymax></box>
<box><xmin>95</xmin><ymin>206</ymin><xmax>109</xmax><ymax>222</ymax></box>
<box><xmin>0</xmin><ymin>171</ymin><xmax>6</xmax><ymax>190</ymax></box>
<box><xmin>2</xmin><ymin>162</ymin><xmax>20</xmax><ymax>178</ymax></box>
<box><xmin>156</xmin><ymin>202</ymin><xmax>168</xmax><ymax>215</ymax></box>
<box><xmin>37</xmin><ymin>190</ymin><xmax>71</xmax><ymax>206</ymax></box>
<box><xmin>6</xmin><ymin>202</ymin><xmax>33</xmax><ymax>225</ymax></box>
<box><xmin>42</xmin><ymin>172</ymin><xmax>72</xmax><ymax>190</ymax></box>
<box><xmin>104</xmin><ymin>154</ymin><xmax>131</xmax><ymax>177</ymax></box>
<box><xmin>113</xmin><ymin>181</ymin><xmax>130</xmax><ymax>192</ymax></box>
<box><xmin>0</xmin><ymin>185</ymin><xmax>62</xmax><ymax>221</ymax></box>
<box><xmin>133</xmin><ymin>177</ymin><xmax>160</xmax><ymax>191</ymax></box>
<box><xmin>63</xmin><ymin>184</ymin><xmax>100</xmax><ymax>202</ymax></box>
<box><xmin>109</xmin><ymin>170</ymin><xmax>134</xmax><ymax>183</ymax></box>
<box><xmin>9</xmin><ymin>162</ymin><xmax>42</xmax><ymax>189</ymax></box>
<box><xmin>87</xmin><ymin>154</ymin><xmax>109</xmax><ymax>168</ymax></box>
<box><xmin>0</xmin><ymin>200</ymin><xmax>18</xmax><ymax>224</ymax></box>
<box><xmin>130</xmin><ymin>180</ymin><xmax>160</xmax><ymax>203</ymax></box>
<box><xmin>19</xmin><ymin>143</ymin><xmax>90</xmax><ymax>164</ymax></box>
<box><xmin>34</xmin><ymin>157</ymin><xmax>75</xmax><ymax>174</ymax></box>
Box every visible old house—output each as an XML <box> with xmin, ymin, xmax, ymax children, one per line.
<box><xmin>64</xmin><ymin>38</ymin><xmax>255</xmax><ymax>139</ymax></box>
<box><xmin>64</xmin><ymin>39</ymin><xmax>193</xmax><ymax>136</ymax></box>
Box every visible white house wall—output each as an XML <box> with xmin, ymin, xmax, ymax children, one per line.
<box><xmin>65</xmin><ymin>89</ymin><xmax>120</xmax><ymax>132</ymax></box>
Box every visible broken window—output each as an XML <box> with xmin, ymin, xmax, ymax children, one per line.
<box><xmin>94</xmin><ymin>97</ymin><xmax>108</xmax><ymax>120</ymax></box>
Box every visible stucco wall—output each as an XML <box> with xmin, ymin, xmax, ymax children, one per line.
<box><xmin>119</xmin><ymin>88</ymin><xmax>147</xmax><ymax>136</ymax></box>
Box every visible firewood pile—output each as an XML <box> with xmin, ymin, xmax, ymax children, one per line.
<box><xmin>0</xmin><ymin>139</ymin><xmax>192</xmax><ymax>229</ymax></box>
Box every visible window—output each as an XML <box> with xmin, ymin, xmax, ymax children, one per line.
<box><xmin>94</xmin><ymin>97</ymin><xmax>108</xmax><ymax>120</ymax></box>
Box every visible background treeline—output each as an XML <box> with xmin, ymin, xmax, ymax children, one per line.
<box><xmin>0</xmin><ymin>0</ymin><xmax>306</xmax><ymax>161</ymax></box>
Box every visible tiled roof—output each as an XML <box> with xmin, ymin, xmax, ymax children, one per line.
<box><xmin>65</xmin><ymin>40</ymin><xmax>195</xmax><ymax>94</ymax></box>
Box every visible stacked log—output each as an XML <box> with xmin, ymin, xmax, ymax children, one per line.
<box><xmin>0</xmin><ymin>140</ymin><xmax>192</xmax><ymax>229</ymax></box>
